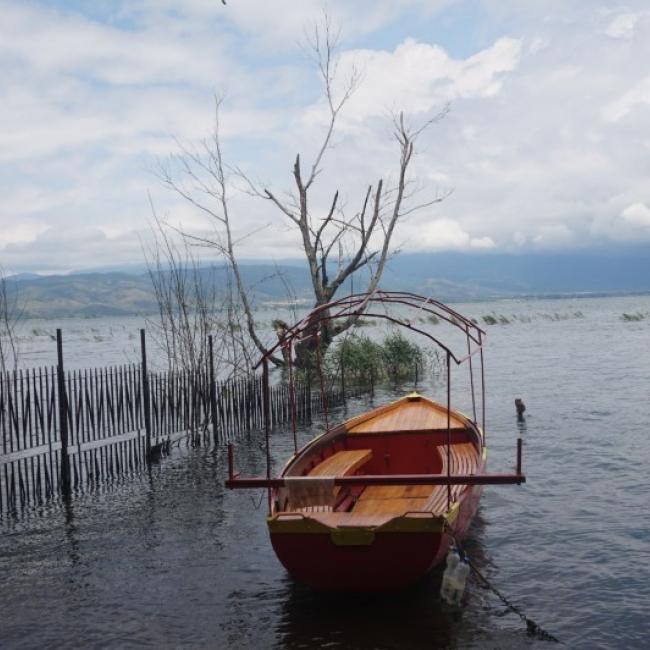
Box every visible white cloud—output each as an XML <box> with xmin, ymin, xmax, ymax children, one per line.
<box><xmin>533</xmin><ymin>224</ymin><xmax>574</xmax><ymax>247</ymax></box>
<box><xmin>621</xmin><ymin>202</ymin><xmax>650</xmax><ymax>227</ymax></box>
<box><xmin>512</xmin><ymin>232</ymin><xmax>527</xmax><ymax>246</ymax></box>
<box><xmin>604</xmin><ymin>12</ymin><xmax>645</xmax><ymax>39</ymax></box>
<box><xmin>470</xmin><ymin>236</ymin><xmax>496</xmax><ymax>250</ymax></box>
<box><xmin>405</xmin><ymin>218</ymin><xmax>491</xmax><ymax>251</ymax></box>
<box><xmin>4</xmin><ymin>2</ymin><xmax>650</xmax><ymax>272</ymax></box>
<box><xmin>602</xmin><ymin>76</ymin><xmax>650</xmax><ymax>122</ymax></box>
<box><xmin>327</xmin><ymin>36</ymin><xmax>521</xmax><ymax>124</ymax></box>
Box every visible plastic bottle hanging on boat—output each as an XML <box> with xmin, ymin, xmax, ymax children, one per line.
<box><xmin>440</xmin><ymin>547</ymin><xmax>460</xmax><ymax>604</ymax></box>
<box><xmin>449</xmin><ymin>558</ymin><xmax>470</xmax><ymax>606</ymax></box>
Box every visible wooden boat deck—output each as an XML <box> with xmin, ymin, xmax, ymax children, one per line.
<box><xmin>351</xmin><ymin>442</ymin><xmax>479</xmax><ymax>518</ymax></box>
<box><xmin>289</xmin><ymin>440</ymin><xmax>480</xmax><ymax>526</ymax></box>
<box><xmin>347</xmin><ymin>398</ymin><xmax>467</xmax><ymax>434</ymax></box>
<box><xmin>277</xmin><ymin>395</ymin><xmax>483</xmax><ymax>527</ymax></box>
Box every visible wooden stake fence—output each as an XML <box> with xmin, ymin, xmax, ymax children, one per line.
<box><xmin>0</xmin><ymin>330</ymin><xmax>346</xmax><ymax>513</ymax></box>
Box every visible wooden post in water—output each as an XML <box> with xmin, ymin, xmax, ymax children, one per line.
<box><xmin>56</xmin><ymin>329</ymin><xmax>71</xmax><ymax>498</ymax></box>
<box><xmin>140</xmin><ymin>330</ymin><xmax>152</xmax><ymax>462</ymax></box>
<box><xmin>306</xmin><ymin>369</ymin><xmax>312</xmax><ymax>424</ymax></box>
<box><xmin>209</xmin><ymin>335</ymin><xmax>219</xmax><ymax>446</ymax></box>
<box><xmin>262</xmin><ymin>358</ymin><xmax>272</xmax><ymax>514</ymax></box>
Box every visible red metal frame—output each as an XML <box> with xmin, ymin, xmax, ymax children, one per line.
<box><xmin>225</xmin><ymin>472</ymin><xmax>525</xmax><ymax>490</ymax></box>
<box><xmin>257</xmin><ymin>290</ymin><xmax>486</xmax><ymax>367</ymax></box>
<box><xmin>226</xmin><ymin>291</ymin><xmax>524</xmax><ymax>509</ymax></box>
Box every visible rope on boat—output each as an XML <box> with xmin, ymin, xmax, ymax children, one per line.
<box><xmin>445</xmin><ymin>524</ymin><xmax>560</xmax><ymax>644</ymax></box>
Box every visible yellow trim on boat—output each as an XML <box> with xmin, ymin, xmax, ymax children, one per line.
<box><xmin>443</xmin><ymin>500</ymin><xmax>461</xmax><ymax>526</ymax></box>
<box><xmin>267</xmin><ymin>510</ymin><xmax>452</xmax><ymax>536</ymax></box>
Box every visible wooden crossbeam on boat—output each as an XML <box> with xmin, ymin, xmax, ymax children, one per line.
<box><xmin>226</xmin><ymin>472</ymin><xmax>526</xmax><ymax>489</ymax></box>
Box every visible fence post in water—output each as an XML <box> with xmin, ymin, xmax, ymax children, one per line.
<box><xmin>262</xmin><ymin>358</ymin><xmax>272</xmax><ymax>514</ymax></box>
<box><xmin>209</xmin><ymin>335</ymin><xmax>219</xmax><ymax>446</ymax></box>
<box><xmin>140</xmin><ymin>330</ymin><xmax>152</xmax><ymax>462</ymax></box>
<box><xmin>56</xmin><ymin>329</ymin><xmax>71</xmax><ymax>498</ymax></box>
<box><xmin>306</xmin><ymin>370</ymin><xmax>312</xmax><ymax>424</ymax></box>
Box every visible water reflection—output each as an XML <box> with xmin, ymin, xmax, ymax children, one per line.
<box><xmin>276</xmin><ymin>574</ymin><xmax>455</xmax><ymax>650</ymax></box>
<box><xmin>516</xmin><ymin>417</ymin><xmax>528</xmax><ymax>437</ymax></box>
<box><xmin>272</xmin><ymin>508</ymin><xmax>500</xmax><ymax>650</ymax></box>
<box><xmin>63</xmin><ymin>495</ymin><xmax>80</xmax><ymax>567</ymax></box>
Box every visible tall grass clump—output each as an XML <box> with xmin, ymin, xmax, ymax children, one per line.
<box><xmin>327</xmin><ymin>332</ymin><xmax>427</xmax><ymax>387</ymax></box>
<box><xmin>330</xmin><ymin>334</ymin><xmax>383</xmax><ymax>386</ymax></box>
<box><xmin>380</xmin><ymin>332</ymin><xmax>425</xmax><ymax>382</ymax></box>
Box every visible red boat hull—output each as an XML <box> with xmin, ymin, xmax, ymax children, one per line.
<box><xmin>269</xmin><ymin>484</ymin><xmax>482</xmax><ymax>591</ymax></box>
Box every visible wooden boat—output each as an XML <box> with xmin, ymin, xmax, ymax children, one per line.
<box><xmin>268</xmin><ymin>393</ymin><xmax>485</xmax><ymax>591</ymax></box>
<box><xmin>226</xmin><ymin>291</ymin><xmax>524</xmax><ymax>592</ymax></box>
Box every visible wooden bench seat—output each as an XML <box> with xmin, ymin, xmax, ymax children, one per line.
<box><xmin>292</xmin><ymin>449</ymin><xmax>372</xmax><ymax>513</ymax></box>
<box><xmin>347</xmin><ymin>442</ymin><xmax>479</xmax><ymax>517</ymax></box>
<box><xmin>308</xmin><ymin>449</ymin><xmax>372</xmax><ymax>477</ymax></box>
<box><xmin>359</xmin><ymin>484</ymin><xmax>434</xmax><ymax>499</ymax></box>
<box><xmin>352</xmin><ymin>496</ymin><xmax>429</xmax><ymax>515</ymax></box>
<box><xmin>295</xmin><ymin>443</ymin><xmax>479</xmax><ymax>519</ymax></box>
<box><xmin>426</xmin><ymin>442</ymin><xmax>479</xmax><ymax>513</ymax></box>
<box><xmin>308</xmin><ymin>511</ymin><xmax>397</xmax><ymax>529</ymax></box>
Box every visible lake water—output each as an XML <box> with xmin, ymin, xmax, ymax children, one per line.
<box><xmin>1</xmin><ymin>294</ymin><xmax>649</xmax><ymax>649</ymax></box>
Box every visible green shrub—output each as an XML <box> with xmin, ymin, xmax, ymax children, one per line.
<box><xmin>327</xmin><ymin>331</ymin><xmax>426</xmax><ymax>386</ymax></box>
<box><xmin>380</xmin><ymin>332</ymin><xmax>424</xmax><ymax>382</ymax></box>
<box><xmin>332</xmin><ymin>334</ymin><xmax>383</xmax><ymax>384</ymax></box>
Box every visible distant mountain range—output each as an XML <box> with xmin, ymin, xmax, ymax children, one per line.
<box><xmin>6</xmin><ymin>248</ymin><xmax>650</xmax><ymax>319</ymax></box>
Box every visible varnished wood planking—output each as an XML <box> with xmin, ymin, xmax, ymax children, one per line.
<box><xmin>360</xmin><ymin>485</ymin><xmax>435</xmax><ymax>499</ymax></box>
<box><xmin>308</xmin><ymin>449</ymin><xmax>373</xmax><ymax>477</ymax></box>
<box><xmin>292</xmin><ymin>440</ymin><xmax>481</xmax><ymax>523</ymax></box>
<box><xmin>348</xmin><ymin>400</ymin><xmax>466</xmax><ymax>433</ymax></box>
<box><xmin>353</xmin><ymin>497</ymin><xmax>429</xmax><ymax>515</ymax></box>
<box><xmin>348</xmin><ymin>442</ymin><xmax>480</xmax><ymax>517</ymax></box>
<box><xmin>309</xmin><ymin>511</ymin><xmax>397</xmax><ymax>528</ymax></box>
<box><xmin>425</xmin><ymin>442</ymin><xmax>479</xmax><ymax>513</ymax></box>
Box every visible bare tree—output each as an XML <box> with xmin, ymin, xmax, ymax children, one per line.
<box><xmin>0</xmin><ymin>267</ymin><xmax>19</xmax><ymax>372</ymax></box>
<box><xmin>143</xmin><ymin>208</ymin><xmax>257</xmax><ymax>377</ymax></box>
<box><xmin>158</xmin><ymin>16</ymin><xmax>449</xmax><ymax>365</ymax></box>
<box><xmin>156</xmin><ymin>96</ymin><xmax>277</xmax><ymax>364</ymax></box>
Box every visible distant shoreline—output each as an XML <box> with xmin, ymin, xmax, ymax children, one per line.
<box><xmin>8</xmin><ymin>289</ymin><xmax>650</xmax><ymax>323</ymax></box>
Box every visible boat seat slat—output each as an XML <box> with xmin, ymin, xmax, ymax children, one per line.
<box><xmin>352</xmin><ymin>497</ymin><xmax>429</xmax><ymax>515</ymax></box>
<box><xmin>294</xmin><ymin>449</ymin><xmax>373</xmax><ymax>513</ymax></box>
<box><xmin>308</xmin><ymin>449</ymin><xmax>372</xmax><ymax>478</ymax></box>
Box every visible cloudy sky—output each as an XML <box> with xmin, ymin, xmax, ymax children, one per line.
<box><xmin>2</xmin><ymin>0</ymin><xmax>650</xmax><ymax>273</ymax></box>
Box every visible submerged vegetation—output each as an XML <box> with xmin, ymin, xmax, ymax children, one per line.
<box><xmin>479</xmin><ymin>311</ymin><xmax>585</xmax><ymax>326</ymax></box>
<box><xmin>413</xmin><ymin>309</ymin><xmax>588</xmax><ymax>328</ymax></box>
<box><xmin>622</xmin><ymin>312</ymin><xmax>646</xmax><ymax>322</ymax></box>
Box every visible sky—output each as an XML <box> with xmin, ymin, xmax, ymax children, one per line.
<box><xmin>2</xmin><ymin>0</ymin><xmax>650</xmax><ymax>274</ymax></box>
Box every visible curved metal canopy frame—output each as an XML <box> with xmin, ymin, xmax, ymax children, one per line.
<box><xmin>226</xmin><ymin>290</ymin><xmax>525</xmax><ymax>515</ymax></box>
<box><xmin>257</xmin><ymin>290</ymin><xmax>486</xmax><ymax>368</ymax></box>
